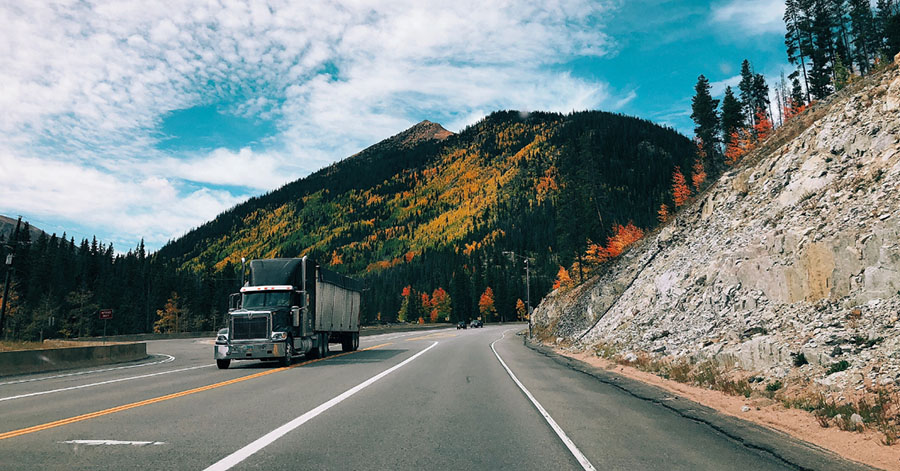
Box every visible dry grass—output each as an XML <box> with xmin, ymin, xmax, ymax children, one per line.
<box><xmin>594</xmin><ymin>345</ymin><xmax>900</xmax><ymax>445</ymax></box>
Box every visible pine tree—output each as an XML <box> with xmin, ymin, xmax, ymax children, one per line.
<box><xmin>833</xmin><ymin>54</ymin><xmax>851</xmax><ymax>89</ymax></box>
<box><xmin>752</xmin><ymin>73</ymin><xmax>771</xmax><ymax>122</ymax></box>
<box><xmin>809</xmin><ymin>0</ymin><xmax>836</xmax><ymax>98</ymax></box>
<box><xmin>878</xmin><ymin>0</ymin><xmax>900</xmax><ymax>58</ymax></box>
<box><xmin>738</xmin><ymin>60</ymin><xmax>757</xmax><ymax>124</ymax></box>
<box><xmin>849</xmin><ymin>0</ymin><xmax>878</xmax><ymax>73</ymax></box>
<box><xmin>791</xmin><ymin>77</ymin><xmax>806</xmax><ymax>107</ymax></box>
<box><xmin>785</xmin><ymin>0</ymin><xmax>813</xmax><ymax>102</ymax></box>
<box><xmin>690</xmin><ymin>75</ymin><xmax>720</xmax><ymax>157</ymax></box>
<box><xmin>720</xmin><ymin>86</ymin><xmax>744</xmax><ymax>147</ymax></box>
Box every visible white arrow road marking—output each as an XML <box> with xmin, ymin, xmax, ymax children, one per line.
<box><xmin>491</xmin><ymin>329</ymin><xmax>597</xmax><ymax>471</ymax></box>
<box><xmin>204</xmin><ymin>341</ymin><xmax>439</xmax><ymax>471</ymax></box>
<box><xmin>0</xmin><ymin>363</ymin><xmax>211</xmax><ymax>402</ymax></box>
<box><xmin>60</xmin><ymin>439</ymin><xmax>166</xmax><ymax>446</ymax></box>
<box><xmin>0</xmin><ymin>354</ymin><xmax>176</xmax><ymax>386</ymax></box>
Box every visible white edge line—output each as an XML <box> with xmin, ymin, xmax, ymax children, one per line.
<box><xmin>204</xmin><ymin>341</ymin><xmax>439</xmax><ymax>471</ymax></box>
<box><xmin>0</xmin><ymin>363</ymin><xmax>212</xmax><ymax>402</ymax></box>
<box><xmin>491</xmin><ymin>330</ymin><xmax>597</xmax><ymax>471</ymax></box>
<box><xmin>0</xmin><ymin>354</ymin><xmax>176</xmax><ymax>386</ymax></box>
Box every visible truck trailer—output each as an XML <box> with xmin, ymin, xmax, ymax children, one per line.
<box><xmin>214</xmin><ymin>257</ymin><xmax>363</xmax><ymax>369</ymax></box>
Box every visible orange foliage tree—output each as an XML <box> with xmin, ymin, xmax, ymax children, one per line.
<box><xmin>154</xmin><ymin>292</ymin><xmax>186</xmax><ymax>334</ymax></box>
<box><xmin>478</xmin><ymin>287</ymin><xmax>497</xmax><ymax>321</ymax></box>
<box><xmin>724</xmin><ymin>128</ymin><xmax>754</xmax><ymax>166</ymax></box>
<box><xmin>430</xmin><ymin>287</ymin><xmax>451</xmax><ymax>322</ymax></box>
<box><xmin>671</xmin><ymin>167</ymin><xmax>691</xmax><ymax>207</ymax></box>
<box><xmin>753</xmin><ymin>109</ymin><xmax>772</xmax><ymax>142</ymax></box>
<box><xmin>552</xmin><ymin>266</ymin><xmax>573</xmax><ymax>290</ymax></box>
<box><xmin>658</xmin><ymin>203</ymin><xmax>669</xmax><ymax>223</ymax></box>
<box><xmin>398</xmin><ymin>285</ymin><xmax>416</xmax><ymax>322</ymax></box>
<box><xmin>516</xmin><ymin>299</ymin><xmax>527</xmax><ymax>320</ymax></box>
<box><xmin>605</xmin><ymin>222</ymin><xmax>644</xmax><ymax>257</ymax></box>
<box><xmin>691</xmin><ymin>158</ymin><xmax>706</xmax><ymax>191</ymax></box>
<box><xmin>782</xmin><ymin>99</ymin><xmax>807</xmax><ymax>122</ymax></box>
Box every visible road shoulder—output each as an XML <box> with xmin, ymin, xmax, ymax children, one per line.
<box><xmin>524</xmin><ymin>337</ymin><xmax>879</xmax><ymax>471</ymax></box>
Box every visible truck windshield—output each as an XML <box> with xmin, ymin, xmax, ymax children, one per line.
<box><xmin>242</xmin><ymin>291</ymin><xmax>292</xmax><ymax>309</ymax></box>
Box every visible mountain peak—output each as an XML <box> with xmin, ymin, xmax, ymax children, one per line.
<box><xmin>394</xmin><ymin>120</ymin><xmax>453</xmax><ymax>146</ymax></box>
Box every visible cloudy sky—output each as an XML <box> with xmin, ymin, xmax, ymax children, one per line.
<box><xmin>0</xmin><ymin>0</ymin><xmax>789</xmax><ymax>251</ymax></box>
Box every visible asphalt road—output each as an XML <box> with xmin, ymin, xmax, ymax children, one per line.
<box><xmin>0</xmin><ymin>325</ymin><xmax>858</xmax><ymax>470</ymax></box>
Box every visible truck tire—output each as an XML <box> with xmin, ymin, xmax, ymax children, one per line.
<box><xmin>311</xmin><ymin>333</ymin><xmax>328</xmax><ymax>359</ymax></box>
<box><xmin>351</xmin><ymin>332</ymin><xmax>359</xmax><ymax>351</ymax></box>
<box><xmin>279</xmin><ymin>339</ymin><xmax>293</xmax><ymax>367</ymax></box>
<box><xmin>341</xmin><ymin>334</ymin><xmax>353</xmax><ymax>352</ymax></box>
<box><xmin>216</xmin><ymin>359</ymin><xmax>230</xmax><ymax>369</ymax></box>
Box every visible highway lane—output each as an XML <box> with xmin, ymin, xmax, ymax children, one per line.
<box><xmin>0</xmin><ymin>326</ymin><xmax>842</xmax><ymax>470</ymax></box>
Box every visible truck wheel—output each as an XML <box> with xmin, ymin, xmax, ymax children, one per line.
<box><xmin>279</xmin><ymin>339</ymin><xmax>293</xmax><ymax>367</ymax></box>
<box><xmin>351</xmin><ymin>332</ymin><xmax>359</xmax><ymax>351</ymax></box>
<box><xmin>311</xmin><ymin>333</ymin><xmax>327</xmax><ymax>359</ymax></box>
<box><xmin>341</xmin><ymin>334</ymin><xmax>353</xmax><ymax>352</ymax></box>
<box><xmin>216</xmin><ymin>359</ymin><xmax>230</xmax><ymax>369</ymax></box>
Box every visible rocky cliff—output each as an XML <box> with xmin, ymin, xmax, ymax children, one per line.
<box><xmin>534</xmin><ymin>60</ymin><xmax>900</xmax><ymax>392</ymax></box>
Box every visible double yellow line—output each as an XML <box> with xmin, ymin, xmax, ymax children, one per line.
<box><xmin>0</xmin><ymin>342</ymin><xmax>391</xmax><ymax>441</ymax></box>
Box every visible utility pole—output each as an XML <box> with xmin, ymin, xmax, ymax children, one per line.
<box><xmin>525</xmin><ymin>258</ymin><xmax>532</xmax><ymax>339</ymax></box>
<box><xmin>0</xmin><ymin>217</ymin><xmax>22</xmax><ymax>339</ymax></box>
<box><xmin>502</xmin><ymin>251</ymin><xmax>534</xmax><ymax>339</ymax></box>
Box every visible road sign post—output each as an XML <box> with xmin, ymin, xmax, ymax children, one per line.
<box><xmin>99</xmin><ymin>309</ymin><xmax>113</xmax><ymax>344</ymax></box>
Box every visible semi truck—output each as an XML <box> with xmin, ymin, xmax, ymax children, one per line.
<box><xmin>214</xmin><ymin>257</ymin><xmax>363</xmax><ymax>369</ymax></box>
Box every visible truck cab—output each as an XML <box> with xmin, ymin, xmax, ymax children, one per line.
<box><xmin>215</xmin><ymin>257</ymin><xmax>361</xmax><ymax>369</ymax></box>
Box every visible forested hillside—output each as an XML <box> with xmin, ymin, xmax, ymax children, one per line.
<box><xmin>1</xmin><ymin>110</ymin><xmax>699</xmax><ymax>339</ymax></box>
<box><xmin>155</xmin><ymin>110</ymin><xmax>699</xmax><ymax>325</ymax></box>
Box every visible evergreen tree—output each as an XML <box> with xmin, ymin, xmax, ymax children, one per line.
<box><xmin>878</xmin><ymin>0</ymin><xmax>900</xmax><ymax>57</ymax></box>
<box><xmin>752</xmin><ymin>73</ymin><xmax>771</xmax><ymax>120</ymax></box>
<box><xmin>809</xmin><ymin>0</ymin><xmax>836</xmax><ymax>98</ymax></box>
<box><xmin>720</xmin><ymin>86</ymin><xmax>744</xmax><ymax>147</ymax></box>
<box><xmin>738</xmin><ymin>60</ymin><xmax>756</xmax><ymax>124</ymax></box>
<box><xmin>785</xmin><ymin>0</ymin><xmax>813</xmax><ymax>102</ymax></box>
<box><xmin>690</xmin><ymin>75</ymin><xmax>720</xmax><ymax>157</ymax></box>
<box><xmin>791</xmin><ymin>77</ymin><xmax>806</xmax><ymax>108</ymax></box>
<box><xmin>849</xmin><ymin>0</ymin><xmax>878</xmax><ymax>72</ymax></box>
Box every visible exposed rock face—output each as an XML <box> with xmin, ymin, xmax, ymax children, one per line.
<box><xmin>534</xmin><ymin>64</ymin><xmax>900</xmax><ymax>391</ymax></box>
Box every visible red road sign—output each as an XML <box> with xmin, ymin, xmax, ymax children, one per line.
<box><xmin>99</xmin><ymin>309</ymin><xmax>113</xmax><ymax>320</ymax></box>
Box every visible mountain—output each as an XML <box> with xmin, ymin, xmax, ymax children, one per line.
<box><xmin>0</xmin><ymin>215</ymin><xmax>45</xmax><ymax>243</ymax></box>
<box><xmin>156</xmin><ymin>110</ymin><xmax>699</xmax><ymax>323</ymax></box>
<box><xmin>534</xmin><ymin>61</ymin><xmax>900</xmax><ymax>394</ymax></box>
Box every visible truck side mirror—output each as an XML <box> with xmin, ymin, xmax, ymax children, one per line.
<box><xmin>229</xmin><ymin>293</ymin><xmax>241</xmax><ymax>311</ymax></box>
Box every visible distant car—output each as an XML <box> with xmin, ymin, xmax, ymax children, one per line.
<box><xmin>470</xmin><ymin>320</ymin><xmax>483</xmax><ymax>328</ymax></box>
<box><xmin>457</xmin><ymin>321</ymin><xmax>467</xmax><ymax>329</ymax></box>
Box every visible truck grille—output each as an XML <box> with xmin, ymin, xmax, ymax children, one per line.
<box><xmin>232</xmin><ymin>316</ymin><xmax>269</xmax><ymax>340</ymax></box>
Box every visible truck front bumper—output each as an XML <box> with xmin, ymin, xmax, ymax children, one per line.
<box><xmin>215</xmin><ymin>341</ymin><xmax>284</xmax><ymax>361</ymax></box>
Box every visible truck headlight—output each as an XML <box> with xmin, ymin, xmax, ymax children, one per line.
<box><xmin>271</xmin><ymin>331</ymin><xmax>288</xmax><ymax>341</ymax></box>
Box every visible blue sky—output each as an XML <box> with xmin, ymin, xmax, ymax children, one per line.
<box><xmin>0</xmin><ymin>0</ymin><xmax>789</xmax><ymax>251</ymax></box>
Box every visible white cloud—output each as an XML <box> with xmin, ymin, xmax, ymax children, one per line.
<box><xmin>711</xmin><ymin>0</ymin><xmax>786</xmax><ymax>35</ymax></box>
<box><xmin>709</xmin><ymin>75</ymin><xmax>741</xmax><ymax>97</ymax></box>
<box><xmin>0</xmin><ymin>0</ymin><xmax>621</xmax><ymax>249</ymax></box>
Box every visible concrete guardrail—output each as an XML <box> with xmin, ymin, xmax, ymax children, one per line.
<box><xmin>0</xmin><ymin>343</ymin><xmax>148</xmax><ymax>377</ymax></box>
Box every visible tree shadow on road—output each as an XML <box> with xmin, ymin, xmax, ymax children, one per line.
<box><xmin>302</xmin><ymin>349</ymin><xmax>406</xmax><ymax>367</ymax></box>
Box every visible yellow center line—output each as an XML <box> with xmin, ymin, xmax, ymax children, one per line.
<box><xmin>406</xmin><ymin>332</ymin><xmax>458</xmax><ymax>341</ymax></box>
<box><xmin>0</xmin><ymin>342</ymin><xmax>392</xmax><ymax>441</ymax></box>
